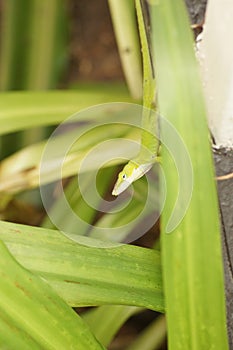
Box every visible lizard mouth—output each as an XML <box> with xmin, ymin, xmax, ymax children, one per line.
<box><xmin>112</xmin><ymin>163</ymin><xmax>153</xmax><ymax>196</ymax></box>
<box><xmin>112</xmin><ymin>178</ymin><xmax>132</xmax><ymax>196</ymax></box>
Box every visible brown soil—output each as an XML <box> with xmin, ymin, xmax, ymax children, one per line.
<box><xmin>66</xmin><ymin>0</ymin><xmax>124</xmax><ymax>84</ymax></box>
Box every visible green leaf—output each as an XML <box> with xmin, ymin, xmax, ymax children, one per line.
<box><xmin>0</xmin><ymin>84</ymin><xmax>132</xmax><ymax>135</ymax></box>
<box><xmin>0</xmin><ymin>122</ymin><xmax>138</xmax><ymax>193</ymax></box>
<box><xmin>0</xmin><ymin>239</ymin><xmax>104</xmax><ymax>349</ymax></box>
<box><xmin>0</xmin><ymin>0</ymin><xmax>32</xmax><ymax>90</ymax></box>
<box><xmin>0</xmin><ymin>220</ymin><xmax>164</xmax><ymax>312</ymax></box>
<box><xmin>108</xmin><ymin>0</ymin><xmax>142</xmax><ymax>99</ymax></box>
<box><xmin>0</xmin><ymin>0</ymin><xmax>67</xmax><ymax>90</ymax></box>
<box><xmin>25</xmin><ymin>0</ymin><xmax>67</xmax><ymax>89</ymax></box>
<box><xmin>0</xmin><ymin>0</ymin><xmax>68</xmax><ymax>159</ymax></box>
<box><xmin>150</xmin><ymin>1</ymin><xmax>228</xmax><ymax>349</ymax></box>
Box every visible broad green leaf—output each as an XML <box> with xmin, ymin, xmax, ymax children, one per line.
<box><xmin>150</xmin><ymin>1</ymin><xmax>228</xmax><ymax>349</ymax></box>
<box><xmin>0</xmin><ymin>84</ymin><xmax>132</xmax><ymax>135</ymax></box>
<box><xmin>0</xmin><ymin>220</ymin><xmax>164</xmax><ymax>312</ymax></box>
<box><xmin>0</xmin><ymin>239</ymin><xmax>104</xmax><ymax>349</ymax></box>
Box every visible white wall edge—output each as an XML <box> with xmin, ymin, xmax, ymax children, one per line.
<box><xmin>198</xmin><ymin>0</ymin><xmax>233</xmax><ymax>148</ymax></box>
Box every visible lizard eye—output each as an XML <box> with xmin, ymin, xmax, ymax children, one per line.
<box><xmin>122</xmin><ymin>174</ymin><xmax>127</xmax><ymax>180</ymax></box>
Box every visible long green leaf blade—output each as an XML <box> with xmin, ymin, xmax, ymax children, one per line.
<box><xmin>0</xmin><ymin>239</ymin><xmax>104</xmax><ymax>349</ymax></box>
<box><xmin>0</xmin><ymin>84</ymin><xmax>132</xmax><ymax>135</ymax></box>
<box><xmin>0</xmin><ymin>220</ymin><xmax>164</xmax><ymax>312</ymax></box>
<box><xmin>108</xmin><ymin>0</ymin><xmax>142</xmax><ymax>99</ymax></box>
<box><xmin>25</xmin><ymin>0</ymin><xmax>67</xmax><ymax>89</ymax></box>
<box><xmin>150</xmin><ymin>1</ymin><xmax>228</xmax><ymax>349</ymax></box>
<box><xmin>0</xmin><ymin>0</ymin><xmax>32</xmax><ymax>90</ymax></box>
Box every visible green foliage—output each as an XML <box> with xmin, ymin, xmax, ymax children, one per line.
<box><xmin>0</xmin><ymin>0</ymin><xmax>229</xmax><ymax>349</ymax></box>
<box><xmin>0</xmin><ymin>220</ymin><xmax>164</xmax><ymax>311</ymax></box>
<box><xmin>0</xmin><ymin>239</ymin><xmax>104</xmax><ymax>349</ymax></box>
<box><xmin>150</xmin><ymin>0</ymin><xmax>228</xmax><ymax>349</ymax></box>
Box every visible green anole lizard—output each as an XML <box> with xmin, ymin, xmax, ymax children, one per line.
<box><xmin>112</xmin><ymin>0</ymin><xmax>160</xmax><ymax>196</ymax></box>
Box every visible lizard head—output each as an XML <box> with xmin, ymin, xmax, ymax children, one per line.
<box><xmin>112</xmin><ymin>161</ymin><xmax>152</xmax><ymax>196</ymax></box>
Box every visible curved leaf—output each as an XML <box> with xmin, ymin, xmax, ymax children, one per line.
<box><xmin>0</xmin><ymin>239</ymin><xmax>104</xmax><ymax>349</ymax></box>
<box><xmin>0</xmin><ymin>220</ymin><xmax>164</xmax><ymax>312</ymax></box>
